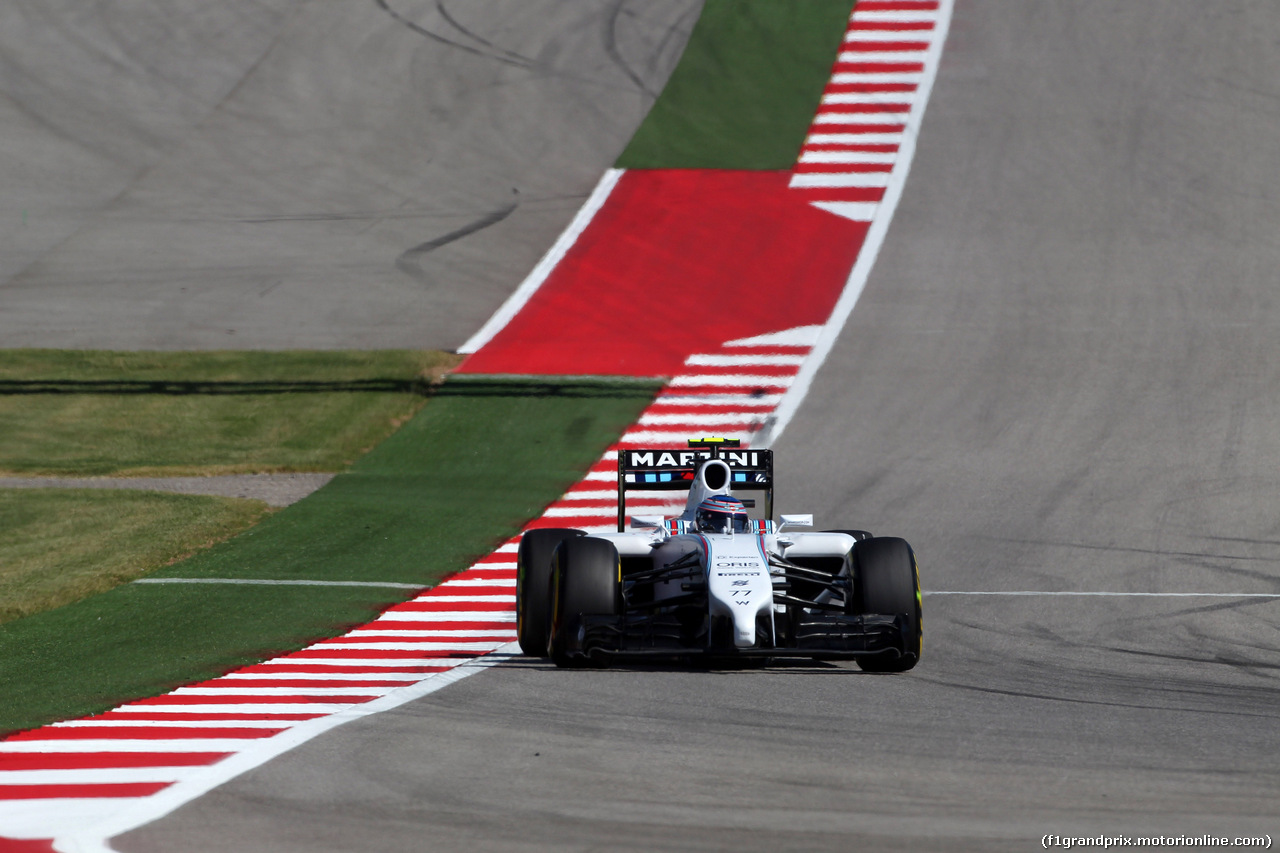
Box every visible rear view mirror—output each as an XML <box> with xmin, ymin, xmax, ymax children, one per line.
<box><xmin>779</xmin><ymin>514</ymin><xmax>813</xmax><ymax>531</ymax></box>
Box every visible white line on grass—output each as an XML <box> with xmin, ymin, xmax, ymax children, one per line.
<box><xmin>134</xmin><ymin>578</ymin><xmax>423</xmax><ymax>589</ymax></box>
<box><xmin>925</xmin><ymin>590</ymin><xmax>1280</xmax><ymax>598</ymax></box>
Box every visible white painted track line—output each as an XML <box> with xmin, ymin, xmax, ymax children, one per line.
<box><xmin>457</xmin><ymin>169</ymin><xmax>623</xmax><ymax>354</ymax></box>
<box><xmin>812</xmin><ymin>201</ymin><xmax>880</xmax><ymax>222</ymax></box>
<box><xmin>214</xmin><ymin>672</ymin><xmax>432</xmax><ymax>681</ymax></box>
<box><xmin>305</xmin><ymin>642</ymin><xmax>507</xmax><ymax>652</ymax></box>
<box><xmin>925</xmin><ymin>590</ymin><xmax>1280</xmax><ymax>598</ymax></box>
<box><xmin>134</xmin><ymin>578</ymin><xmax>423</xmax><ymax>589</ymax></box>
<box><xmin>800</xmin><ymin>150</ymin><xmax>898</xmax><ymax>164</ymax></box>
<box><xmin>845</xmin><ymin>29</ymin><xmax>934</xmax><ymax>42</ymax></box>
<box><xmin>685</xmin><ymin>354</ymin><xmax>806</xmax><ymax>366</ymax></box>
<box><xmin>836</xmin><ymin>51</ymin><xmax>926</xmax><ymax>64</ymax></box>
<box><xmin>167</xmin><ymin>686</ymin><xmax>403</xmax><ymax>696</ymax></box>
<box><xmin>103</xmin><ymin>704</ymin><xmax>364</xmax><ymax>715</ymax></box>
<box><xmin>637</xmin><ymin>413</ymin><xmax>763</xmax><ymax>426</ymax></box>
<box><xmin>804</xmin><ymin>132</ymin><xmax>905</xmax><ymax>146</ymax></box>
<box><xmin>790</xmin><ymin>172</ymin><xmax>892</xmax><ymax>189</ymax></box>
<box><xmin>813</xmin><ymin>112</ymin><xmax>908</xmax><ymax>125</ymax></box>
<box><xmin>52</xmin><ymin>650</ymin><xmax>519</xmax><ymax>850</ymax></box>
<box><xmin>766</xmin><ymin>0</ymin><xmax>954</xmax><ymax>447</ymax></box>
<box><xmin>830</xmin><ymin>72</ymin><xmax>923</xmax><ymax>85</ymax></box>
<box><xmin>650</xmin><ymin>393</ymin><xmax>784</xmax><ymax>407</ymax></box>
<box><xmin>49</xmin><ymin>719</ymin><xmax>301</xmax><ymax>728</ymax></box>
<box><xmin>823</xmin><ymin>91</ymin><xmax>918</xmax><ymax>104</ymax></box>
<box><xmin>374</xmin><ymin>611</ymin><xmax>514</xmax><ymax>622</ymax></box>
<box><xmin>851</xmin><ymin>11</ymin><xmax>939</xmax><ymax>24</ymax></box>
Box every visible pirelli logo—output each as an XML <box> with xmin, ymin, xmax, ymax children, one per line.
<box><xmin>625</xmin><ymin>450</ymin><xmax>764</xmax><ymax>469</ymax></box>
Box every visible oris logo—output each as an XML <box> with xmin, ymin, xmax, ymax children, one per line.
<box><xmin>716</xmin><ymin>560</ymin><xmax>759</xmax><ymax>568</ymax></box>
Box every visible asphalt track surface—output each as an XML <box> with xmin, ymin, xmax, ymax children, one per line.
<box><xmin>0</xmin><ymin>0</ymin><xmax>699</xmax><ymax>349</ymax></box>
<box><xmin>109</xmin><ymin>1</ymin><xmax>1280</xmax><ymax>850</ymax></box>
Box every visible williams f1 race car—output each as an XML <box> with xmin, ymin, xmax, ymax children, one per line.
<box><xmin>516</xmin><ymin>439</ymin><xmax>921</xmax><ymax>671</ymax></box>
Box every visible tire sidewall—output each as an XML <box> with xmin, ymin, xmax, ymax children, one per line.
<box><xmin>548</xmin><ymin>536</ymin><xmax>620</xmax><ymax>666</ymax></box>
<box><xmin>516</xmin><ymin>528</ymin><xmax>584</xmax><ymax>656</ymax></box>
<box><xmin>852</xmin><ymin>536</ymin><xmax>922</xmax><ymax>671</ymax></box>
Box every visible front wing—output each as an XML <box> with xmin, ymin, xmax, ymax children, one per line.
<box><xmin>567</xmin><ymin>608</ymin><xmax>916</xmax><ymax>664</ymax></box>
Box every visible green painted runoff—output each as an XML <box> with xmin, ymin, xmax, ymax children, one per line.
<box><xmin>616</xmin><ymin>0</ymin><xmax>855</xmax><ymax>170</ymax></box>
<box><xmin>0</xmin><ymin>376</ymin><xmax>658</xmax><ymax>735</ymax></box>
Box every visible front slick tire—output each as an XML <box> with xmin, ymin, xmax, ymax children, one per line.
<box><xmin>517</xmin><ymin>528</ymin><xmax>584</xmax><ymax>656</ymax></box>
<box><xmin>852</xmin><ymin>536</ymin><xmax>922</xmax><ymax>673</ymax></box>
<box><xmin>548</xmin><ymin>536</ymin><xmax>619</xmax><ymax>668</ymax></box>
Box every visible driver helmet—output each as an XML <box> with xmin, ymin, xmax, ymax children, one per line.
<box><xmin>695</xmin><ymin>495</ymin><xmax>749</xmax><ymax>534</ymax></box>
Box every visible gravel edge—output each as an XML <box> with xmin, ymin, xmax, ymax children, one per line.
<box><xmin>0</xmin><ymin>473</ymin><xmax>337</xmax><ymax>507</ymax></box>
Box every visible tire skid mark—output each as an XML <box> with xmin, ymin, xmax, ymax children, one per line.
<box><xmin>433</xmin><ymin>1</ymin><xmax>540</xmax><ymax>68</ymax></box>
<box><xmin>372</xmin><ymin>0</ymin><xmax>537</xmax><ymax>69</ymax></box>
<box><xmin>605</xmin><ymin>0</ymin><xmax>660</xmax><ymax>99</ymax></box>
<box><xmin>396</xmin><ymin>201</ymin><xmax>519</xmax><ymax>281</ymax></box>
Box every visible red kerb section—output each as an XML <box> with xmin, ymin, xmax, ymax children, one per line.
<box><xmin>848</xmin><ymin>21</ymin><xmax>934</xmax><ymax>31</ymax></box>
<box><xmin>0</xmin><ymin>753</ymin><xmax>229</xmax><ymax>771</ymax></box>
<box><xmin>0</xmin><ymin>782</ymin><xmax>170</xmax><ymax>801</ymax></box>
<box><xmin>0</xmin><ymin>838</ymin><xmax>58</xmax><ymax>852</ymax></box>
<box><xmin>458</xmin><ymin>170</ymin><xmax>865</xmax><ymax>377</ymax></box>
<box><xmin>856</xmin><ymin>0</ymin><xmax>939</xmax><ymax>9</ymax></box>
<box><xmin>834</xmin><ymin>62</ymin><xmax>924</xmax><ymax>74</ymax></box>
<box><xmin>89</xmin><ymin>711</ymin><xmax>324</xmax><ymax>722</ymax></box>
<box><xmin>386</xmin><ymin>600</ymin><xmax>514</xmax><ymax>613</ymax></box>
<box><xmin>844</xmin><ymin>41</ymin><xmax>929</xmax><ymax>52</ymax></box>
<box><xmin>9</xmin><ymin>725</ymin><xmax>284</xmax><ymax>740</ymax></box>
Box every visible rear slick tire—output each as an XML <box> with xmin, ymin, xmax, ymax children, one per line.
<box><xmin>548</xmin><ymin>536</ymin><xmax>619</xmax><ymax>668</ymax></box>
<box><xmin>516</xmin><ymin>528</ymin><xmax>584</xmax><ymax>657</ymax></box>
<box><xmin>852</xmin><ymin>536</ymin><xmax>922</xmax><ymax>673</ymax></box>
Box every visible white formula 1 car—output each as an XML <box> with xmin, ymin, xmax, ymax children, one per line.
<box><xmin>516</xmin><ymin>439</ymin><xmax>921</xmax><ymax>671</ymax></box>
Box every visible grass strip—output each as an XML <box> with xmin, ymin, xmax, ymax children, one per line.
<box><xmin>0</xmin><ymin>376</ymin><xmax>659</xmax><ymax>735</ymax></box>
<box><xmin>145</xmin><ymin>376</ymin><xmax>660</xmax><ymax>585</ymax></box>
<box><xmin>616</xmin><ymin>0</ymin><xmax>855</xmax><ymax>170</ymax></box>
<box><xmin>0</xmin><ymin>349</ymin><xmax>460</xmax><ymax>476</ymax></box>
<box><xmin>0</xmin><ymin>490</ymin><xmax>272</xmax><ymax>624</ymax></box>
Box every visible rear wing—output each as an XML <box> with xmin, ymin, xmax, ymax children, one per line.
<box><xmin>616</xmin><ymin>438</ymin><xmax>774</xmax><ymax>531</ymax></box>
